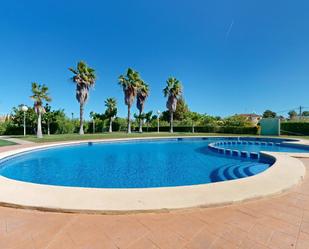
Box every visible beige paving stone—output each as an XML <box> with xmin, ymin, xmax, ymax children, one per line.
<box><xmin>184</xmin><ymin>227</ymin><xmax>218</xmax><ymax>249</ymax></box>
<box><xmin>296</xmin><ymin>231</ymin><xmax>309</xmax><ymax>249</ymax></box>
<box><xmin>247</xmin><ymin>223</ymin><xmax>274</xmax><ymax>245</ymax></box>
<box><xmin>0</xmin><ymin>146</ymin><xmax>307</xmax><ymax>249</ymax></box>
<box><xmin>268</xmin><ymin>231</ymin><xmax>297</xmax><ymax>249</ymax></box>
<box><xmin>126</xmin><ymin>236</ymin><xmax>159</xmax><ymax>249</ymax></box>
<box><xmin>209</xmin><ymin>237</ymin><xmax>238</xmax><ymax>249</ymax></box>
<box><xmin>239</xmin><ymin>237</ymin><xmax>270</xmax><ymax>249</ymax></box>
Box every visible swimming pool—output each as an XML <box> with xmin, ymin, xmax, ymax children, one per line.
<box><xmin>0</xmin><ymin>137</ymin><xmax>308</xmax><ymax>189</ymax></box>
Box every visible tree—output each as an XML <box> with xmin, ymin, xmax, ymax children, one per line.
<box><xmin>288</xmin><ymin>110</ymin><xmax>298</xmax><ymax>120</ymax></box>
<box><xmin>43</xmin><ymin>103</ymin><xmax>54</xmax><ymax>135</ymax></box>
<box><xmin>174</xmin><ymin>97</ymin><xmax>190</xmax><ymax>120</ymax></box>
<box><xmin>134</xmin><ymin>113</ymin><xmax>145</xmax><ymax>131</ymax></box>
<box><xmin>89</xmin><ymin>111</ymin><xmax>96</xmax><ymax>133</ymax></box>
<box><xmin>69</xmin><ymin>61</ymin><xmax>96</xmax><ymax>135</ymax></box>
<box><xmin>262</xmin><ymin>110</ymin><xmax>277</xmax><ymax>118</ymax></box>
<box><xmin>163</xmin><ymin>77</ymin><xmax>183</xmax><ymax>133</ymax></box>
<box><xmin>118</xmin><ymin>68</ymin><xmax>141</xmax><ymax>133</ymax></box>
<box><xmin>10</xmin><ymin>105</ymin><xmax>37</xmax><ymax>134</ymax></box>
<box><xmin>104</xmin><ymin>98</ymin><xmax>117</xmax><ymax>133</ymax></box>
<box><xmin>188</xmin><ymin>112</ymin><xmax>201</xmax><ymax>133</ymax></box>
<box><xmin>302</xmin><ymin>111</ymin><xmax>309</xmax><ymax>117</ymax></box>
<box><xmin>223</xmin><ymin>115</ymin><xmax>252</xmax><ymax>127</ymax></box>
<box><xmin>30</xmin><ymin>82</ymin><xmax>51</xmax><ymax>138</ymax></box>
<box><xmin>136</xmin><ymin>81</ymin><xmax>149</xmax><ymax>132</ymax></box>
<box><xmin>144</xmin><ymin>111</ymin><xmax>153</xmax><ymax>132</ymax></box>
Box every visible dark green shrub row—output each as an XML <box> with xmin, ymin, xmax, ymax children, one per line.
<box><xmin>139</xmin><ymin>126</ymin><xmax>258</xmax><ymax>134</ymax></box>
<box><xmin>281</xmin><ymin>122</ymin><xmax>309</xmax><ymax>135</ymax></box>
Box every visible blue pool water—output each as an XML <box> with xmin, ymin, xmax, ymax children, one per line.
<box><xmin>216</xmin><ymin>143</ymin><xmax>309</xmax><ymax>154</ymax></box>
<box><xmin>0</xmin><ymin>138</ymin><xmax>308</xmax><ymax>188</ymax></box>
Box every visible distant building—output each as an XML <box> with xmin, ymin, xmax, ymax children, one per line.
<box><xmin>238</xmin><ymin>113</ymin><xmax>262</xmax><ymax>125</ymax></box>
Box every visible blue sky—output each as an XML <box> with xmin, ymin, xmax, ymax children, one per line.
<box><xmin>0</xmin><ymin>0</ymin><xmax>308</xmax><ymax>119</ymax></box>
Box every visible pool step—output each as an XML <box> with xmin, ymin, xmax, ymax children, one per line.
<box><xmin>210</xmin><ymin>162</ymin><xmax>269</xmax><ymax>182</ymax></box>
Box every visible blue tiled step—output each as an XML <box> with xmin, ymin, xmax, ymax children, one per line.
<box><xmin>210</xmin><ymin>162</ymin><xmax>269</xmax><ymax>182</ymax></box>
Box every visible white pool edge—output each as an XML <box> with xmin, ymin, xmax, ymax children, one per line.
<box><xmin>0</xmin><ymin>136</ymin><xmax>308</xmax><ymax>213</ymax></box>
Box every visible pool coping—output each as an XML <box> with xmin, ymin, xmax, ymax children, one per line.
<box><xmin>0</xmin><ymin>136</ymin><xmax>308</xmax><ymax>213</ymax></box>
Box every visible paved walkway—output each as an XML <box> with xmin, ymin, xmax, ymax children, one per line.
<box><xmin>0</xmin><ymin>136</ymin><xmax>35</xmax><ymax>145</ymax></box>
<box><xmin>0</xmin><ymin>144</ymin><xmax>309</xmax><ymax>248</ymax></box>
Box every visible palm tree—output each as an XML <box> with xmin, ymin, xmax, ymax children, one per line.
<box><xmin>69</xmin><ymin>61</ymin><xmax>96</xmax><ymax>135</ymax></box>
<box><xmin>90</xmin><ymin>111</ymin><xmax>96</xmax><ymax>133</ymax></box>
<box><xmin>144</xmin><ymin>111</ymin><xmax>153</xmax><ymax>132</ymax></box>
<box><xmin>118</xmin><ymin>68</ymin><xmax>141</xmax><ymax>133</ymax></box>
<box><xmin>136</xmin><ymin>81</ymin><xmax>150</xmax><ymax>133</ymax></box>
<box><xmin>30</xmin><ymin>82</ymin><xmax>51</xmax><ymax>138</ymax></box>
<box><xmin>104</xmin><ymin>98</ymin><xmax>117</xmax><ymax>133</ymax></box>
<box><xmin>44</xmin><ymin>103</ymin><xmax>53</xmax><ymax>136</ymax></box>
<box><xmin>163</xmin><ymin>77</ymin><xmax>183</xmax><ymax>133</ymax></box>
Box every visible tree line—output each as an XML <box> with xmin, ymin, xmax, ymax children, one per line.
<box><xmin>4</xmin><ymin>60</ymin><xmax>306</xmax><ymax>138</ymax></box>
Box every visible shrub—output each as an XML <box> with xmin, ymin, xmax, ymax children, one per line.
<box><xmin>142</xmin><ymin>125</ymin><xmax>258</xmax><ymax>134</ymax></box>
<box><xmin>281</xmin><ymin>122</ymin><xmax>309</xmax><ymax>136</ymax></box>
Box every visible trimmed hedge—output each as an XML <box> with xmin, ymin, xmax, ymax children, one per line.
<box><xmin>281</xmin><ymin>122</ymin><xmax>309</xmax><ymax>136</ymax></box>
<box><xmin>139</xmin><ymin>125</ymin><xmax>258</xmax><ymax>134</ymax></box>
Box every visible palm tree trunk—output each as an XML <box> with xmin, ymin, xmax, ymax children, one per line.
<box><xmin>109</xmin><ymin>118</ymin><xmax>113</xmax><ymax>133</ymax></box>
<box><xmin>37</xmin><ymin>112</ymin><xmax>43</xmax><ymax>138</ymax></box>
<box><xmin>147</xmin><ymin>123</ymin><xmax>149</xmax><ymax>132</ymax></box>
<box><xmin>127</xmin><ymin>105</ymin><xmax>131</xmax><ymax>133</ymax></box>
<box><xmin>170</xmin><ymin>111</ymin><xmax>174</xmax><ymax>133</ymax></box>
<box><xmin>47</xmin><ymin>119</ymin><xmax>50</xmax><ymax>136</ymax></box>
<box><xmin>93</xmin><ymin>120</ymin><xmax>95</xmax><ymax>133</ymax></box>
<box><xmin>79</xmin><ymin>103</ymin><xmax>84</xmax><ymax>135</ymax></box>
<box><xmin>139</xmin><ymin>110</ymin><xmax>143</xmax><ymax>133</ymax></box>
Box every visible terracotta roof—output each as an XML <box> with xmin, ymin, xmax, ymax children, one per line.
<box><xmin>238</xmin><ymin>113</ymin><xmax>261</xmax><ymax>117</ymax></box>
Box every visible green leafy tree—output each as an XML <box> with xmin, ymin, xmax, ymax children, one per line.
<box><xmin>104</xmin><ymin>98</ymin><xmax>117</xmax><ymax>132</ymax></box>
<box><xmin>288</xmin><ymin>110</ymin><xmax>298</xmax><ymax>120</ymax></box>
<box><xmin>262</xmin><ymin>110</ymin><xmax>277</xmax><ymax>118</ymax></box>
<box><xmin>163</xmin><ymin>77</ymin><xmax>183</xmax><ymax>133</ymax></box>
<box><xmin>187</xmin><ymin>112</ymin><xmax>202</xmax><ymax>133</ymax></box>
<box><xmin>223</xmin><ymin>115</ymin><xmax>252</xmax><ymax>127</ymax></box>
<box><xmin>30</xmin><ymin>82</ymin><xmax>51</xmax><ymax>138</ymax></box>
<box><xmin>50</xmin><ymin>109</ymin><xmax>75</xmax><ymax>134</ymax></box>
<box><xmin>118</xmin><ymin>68</ymin><xmax>141</xmax><ymax>133</ymax></box>
<box><xmin>9</xmin><ymin>105</ymin><xmax>37</xmax><ymax>134</ymax></box>
<box><xmin>174</xmin><ymin>97</ymin><xmax>190</xmax><ymax>121</ymax></box>
<box><xmin>202</xmin><ymin>114</ymin><xmax>219</xmax><ymax>126</ymax></box>
<box><xmin>302</xmin><ymin>111</ymin><xmax>309</xmax><ymax>117</ymax></box>
<box><xmin>43</xmin><ymin>103</ymin><xmax>54</xmax><ymax>135</ymax></box>
<box><xmin>69</xmin><ymin>61</ymin><xmax>96</xmax><ymax>135</ymax></box>
<box><xmin>134</xmin><ymin>113</ymin><xmax>146</xmax><ymax>131</ymax></box>
<box><xmin>136</xmin><ymin>81</ymin><xmax>149</xmax><ymax>133</ymax></box>
<box><xmin>89</xmin><ymin>111</ymin><xmax>96</xmax><ymax>133</ymax></box>
<box><xmin>144</xmin><ymin>111</ymin><xmax>153</xmax><ymax>132</ymax></box>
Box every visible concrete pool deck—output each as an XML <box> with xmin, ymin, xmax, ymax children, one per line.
<box><xmin>0</xmin><ymin>155</ymin><xmax>309</xmax><ymax>248</ymax></box>
<box><xmin>0</xmin><ymin>138</ymin><xmax>309</xmax><ymax>248</ymax></box>
<box><xmin>0</xmin><ymin>137</ymin><xmax>308</xmax><ymax>213</ymax></box>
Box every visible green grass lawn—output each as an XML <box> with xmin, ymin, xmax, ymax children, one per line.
<box><xmin>12</xmin><ymin>132</ymin><xmax>249</xmax><ymax>143</ymax></box>
<box><xmin>10</xmin><ymin>132</ymin><xmax>309</xmax><ymax>143</ymax></box>
<box><xmin>0</xmin><ymin>139</ymin><xmax>17</xmax><ymax>147</ymax></box>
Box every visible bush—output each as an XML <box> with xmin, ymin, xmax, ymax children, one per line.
<box><xmin>141</xmin><ymin>125</ymin><xmax>258</xmax><ymax>134</ymax></box>
<box><xmin>281</xmin><ymin>122</ymin><xmax>309</xmax><ymax>136</ymax></box>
